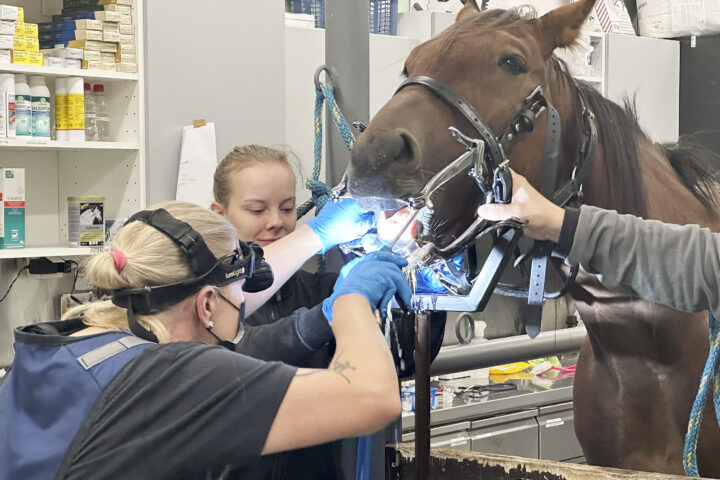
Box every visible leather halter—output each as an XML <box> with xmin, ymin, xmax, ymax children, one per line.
<box><xmin>392</xmin><ymin>70</ymin><xmax>598</xmax><ymax>336</ymax></box>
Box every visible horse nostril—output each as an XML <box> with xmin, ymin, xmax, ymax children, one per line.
<box><xmin>369</xmin><ymin>131</ymin><xmax>415</xmax><ymax>170</ymax></box>
<box><xmin>397</xmin><ymin>132</ymin><xmax>414</xmax><ymax>164</ymax></box>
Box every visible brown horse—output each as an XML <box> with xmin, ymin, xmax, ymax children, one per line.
<box><xmin>347</xmin><ymin>0</ymin><xmax>720</xmax><ymax>476</ymax></box>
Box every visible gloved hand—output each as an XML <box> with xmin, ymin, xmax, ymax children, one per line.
<box><xmin>306</xmin><ymin>199</ymin><xmax>375</xmax><ymax>253</ymax></box>
<box><xmin>322</xmin><ymin>250</ymin><xmax>412</xmax><ymax>322</ymax></box>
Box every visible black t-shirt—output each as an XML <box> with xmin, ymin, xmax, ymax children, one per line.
<box><xmin>56</xmin><ymin>340</ymin><xmax>297</xmax><ymax>479</ymax></box>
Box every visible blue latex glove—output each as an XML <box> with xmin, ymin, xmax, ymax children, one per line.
<box><xmin>306</xmin><ymin>199</ymin><xmax>375</xmax><ymax>253</ymax></box>
<box><xmin>415</xmin><ymin>254</ymin><xmax>466</xmax><ymax>294</ymax></box>
<box><xmin>322</xmin><ymin>251</ymin><xmax>412</xmax><ymax>322</ymax></box>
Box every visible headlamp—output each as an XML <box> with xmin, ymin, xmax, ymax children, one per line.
<box><xmin>110</xmin><ymin>208</ymin><xmax>274</xmax><ymax>342</ymax></box>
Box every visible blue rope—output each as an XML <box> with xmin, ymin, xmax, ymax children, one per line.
<box><xmin>296</xmin><ymin>73</ymin><xmax>357</xmax><ymax>272</ymax></box>
<box><xmin>684</xmin><ymin>313</ymin><xmax>720</xmax><ymax>477</ymax></box>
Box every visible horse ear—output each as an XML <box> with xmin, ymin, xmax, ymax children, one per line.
<box><xmin>456</xmin><ymin>0</ymin><xmax>480</xmax><ymax>22</ymax></box>
<box><xmin>536</xmin><ymin>0</ymin><xmax>597</xmax><ymax>56</ymax></box>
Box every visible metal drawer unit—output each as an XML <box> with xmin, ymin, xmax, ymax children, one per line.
<box><xmin>538</xmin><ymin>402</ymin><xmax>584</xmax><ymax>461</ymax></box>
<box><xmin>402</xmin><ymin>422</ymin><xmax>472</xmax><ymax>451</ymax></box>
<box><xmin>468</xmin><ymin>409</ymin><xmax>539</xmax><ymax>459</ymax></box>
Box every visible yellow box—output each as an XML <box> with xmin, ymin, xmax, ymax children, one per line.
<box><xmin>11</xmin><ymin>50</ymin><xmax>42</xmax><ymax>65</ymax></box>
<box><xmin>14</xmin><ymin>22</ymin><xmax>37</xmax><ymax>38</ymax></box>
<box><xmin>68</xmin><ymin>39</ymin><xmax>101</xmax><ymax>51</ymax></box>
<box><xmin>99</xmin><ymin>0</ymin><xmax>133</xmax><ymax>5</ymax></box>
<box><xmin>81</xmin><ymin>59</ymin><xmax>102</xmax><ymax>70</ymax></box>
<box><xmin>17</xmin><ymin>6</ymin><xmax>22</xmax><ymax>23</ymax></box>
<box><xmin>13</xmin><ymin>35</ymin><xmax>38</xmax><ymax>52</ymax></box>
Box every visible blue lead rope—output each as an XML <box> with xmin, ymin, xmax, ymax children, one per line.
<box><xmin>296</xmin><ymin>76</ymin><xmax>356</xmax><ymax>221</ymax></box>
<box><xmin>684</xmin><ymin>313</ymin><xmax>720</xmax><ymax>477</ymax></box>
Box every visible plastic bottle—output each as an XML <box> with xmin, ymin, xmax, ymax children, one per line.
<box><xmin>66</xmin><ymin>76</ymin><xmax>85</xmax><ymax>142</ymax></box>
<box><xmin>0</xmin><ymin>73</ymin><xmax>14</xmax><ymax>139</ymax></box>
<box><xmin>93</xmin><ymin>84</ymin><xmax>110</xmax><ymax>142</ymax></box>
<box><xmin>55</xmin><ymin>78</ymin><xmax>68</xmax><ymax>141</ymax></box>
<box><xmin>14</xmin><ymin>74</ymin><xmax>31</xmax><ymax>137</ymax></box>
<box><xmin>83</xmin><ymin>82</ymin><xmax>97</xmax><ymax>141</ymax></box>
<box><xmin>29</xmin><ymin>76</ymin><xmax>50</xmax><ymax>138</ymax></box>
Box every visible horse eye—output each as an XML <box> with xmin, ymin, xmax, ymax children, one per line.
<box><xmin>498</xmin><ymin>55</ymin><xmax>527</xmax><ymax>75</ymax></box>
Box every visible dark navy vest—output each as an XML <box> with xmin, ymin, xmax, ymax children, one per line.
<box><xmin>0</xmin><ymin>325</ymin><xmax>152</xmax><ymax>480</ymax></box>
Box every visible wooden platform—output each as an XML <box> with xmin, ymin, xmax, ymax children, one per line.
<box><xmin>386</xmin><ymin>444</ymin><xmax>711</xmax><ymax>479</ymax></box>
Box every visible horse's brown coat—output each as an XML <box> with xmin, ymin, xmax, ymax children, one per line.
<box><xmin>349</xmin><ymin>0</ymin><xmax>720</xmax><ymax>476</ymax></box>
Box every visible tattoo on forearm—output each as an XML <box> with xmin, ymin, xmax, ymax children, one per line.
<box><xmin>331</xmin><ymin>358</ymin><xmax>356</xmax><ymax>384</ymax></box>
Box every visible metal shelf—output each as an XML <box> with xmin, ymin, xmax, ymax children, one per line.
<box><xmin>0</xmin><ymin>63</ymin><xmax>138</xmax><ymax>82</ymax></box>
<box><xmin>0</xmin><ymin>245</ymin><xmax>107</xmax><ymax>259</ymax></box>
<box><xmin>0</xmin><ymin>139</ymin><xmax>140</xmax><ymax>151</ymax></box>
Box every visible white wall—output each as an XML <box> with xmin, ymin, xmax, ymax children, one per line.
<box><xmin>145</xmin><ymin>0</ymin><xmax>286</xmax><ymax>204</ymax></box>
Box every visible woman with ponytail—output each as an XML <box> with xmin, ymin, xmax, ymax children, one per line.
<box><xmin>0</xmin><ymin>200</ymin><xmax>406</xmax><ymax>479</ymax></box>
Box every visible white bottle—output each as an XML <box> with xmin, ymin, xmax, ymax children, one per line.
<box><xmin>14</xmin><ymin>74</ymin><xmax>31</xmax><ymax>137</ymax></box>
<box><xmin>93</xmin><ymin>83</ymin><xmax>110</xmax><ymax>142</ymax></box>
<box><xmin>83</xmin><ymin>82</ymin><xmax>97</xmax><ymax>141</ymax></box>
<box><xmin>66</xmin><ymin>76</ymin><xmax>85</xmax><ymax>142</ymax></box>
<box><xmin>29</xmin><ymin>76</ymin><xmax>50</xmax><ymax>139</ymax></box>
<box><xmin>0</xmin><ymin>73</ymin><xmax>14</xmax><ymax>139</ymax></box>
<box><xmin>55</xmin><ymin>78</ymin><xmax>68</xmax><ymax>141</ymax></box>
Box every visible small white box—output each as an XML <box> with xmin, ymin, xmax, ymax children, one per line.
<box><xmin>0</xmin><ymin>19</ymin><xmax>13</xmax><ymax>35</ymax></box>
<box><xmin>94</xmin><ymin>11</ymin><xmax>121</xmax><ymax>22</ymax></box>
<box><xmin>76</xmin><ymin>19</ymin><xmax>103</xmax><ymax>31</ymax></box>
<box><xmin>102</xmin><ymin>21</ymin><xmax>119</xmax><ymax>34</ymax></box>
<box><xmin>118</xmin><ymin>33</ymin><xmax>133</xmax><ymax>44</ymax></box>
<box><xmin>0</xmin><ymin>5</ymin><xmax>18</xmax><ymax>22</ymax></box>
<box><xmin>75</xmin><ymin>29</ymin><xmax>103</xmax><ymax>41</ymax></box>
<box><xmin>65</xmin><ymin>58</ymin><xmax>81</xmax><ymax>69</ymax></box>
<box><xmin>0</xmin><ymin>34</ymin><xmax>11</xmax><ymax>50</ymax></box>
<box><xmin>0</xmin><ymin>48</ymin><xmax>9</xmax><ymax>63</ymax></box>
<box><xmin>102</xmin><ymin>30</ymin><xmax>119</xmax><ymax>42</ymax></box>
<box><xmin>118</xmin><ymin>61</ymin><xmax>136</xmax><ymax>73</ymax></box>
<box><xmin>118</xmin><ymin>23</ymin><xmax>134</xmax><ymax>35</ymax></box>
<box><xmin>83</xmin><ymin>49</ymin><xmax>101</xmax><ymax>61</ymax></box>
<box><xmin>100</xmin><ymin>41</ymin><xmax>117</xmax><ymax>53</ymax></box>
<box><xmin>119</xmin><ymin>14</ymin><xmax>131</xmax><ymax>25</ymax></box>
<box><xmin>118</xmin><ymin>42</ymin><xmax>135</xmax><ymax>54</ymax></box>
<box><xmin>44</xmin><ymin>56</ymin><xmax>66</xmax><ymax>67</ymax></box>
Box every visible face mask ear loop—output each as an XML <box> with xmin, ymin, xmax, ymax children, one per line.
<box><xmin>127</xmin><ymin>295</ymin><xmax>159</xmax><ymax>343</ymax></box>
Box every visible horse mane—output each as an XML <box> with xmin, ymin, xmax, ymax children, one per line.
<box><xmin>551</xmin><ymin>59</ymin><xmax>649</xmax><ymax>217</ymax></box>
<box><xmin>661</xmin><ymin>137</ymin><xmax>720</xmax><ymax>210</ymax></box>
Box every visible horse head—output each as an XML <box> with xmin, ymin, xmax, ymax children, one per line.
<box><xmin>348</xmin><ymin>0</ymin><xmax>598</xmax><ymax>253</ymax></box>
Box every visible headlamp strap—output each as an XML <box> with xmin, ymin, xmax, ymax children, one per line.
<box><xmin>126</xmin><ymin>296</ymin><xmax>160</xmax><ymax>343</ymax></box>
<box><xmin>128</xmin><ymin>209</ymin><xmax>218</xmax><ymax>277</ymax></box>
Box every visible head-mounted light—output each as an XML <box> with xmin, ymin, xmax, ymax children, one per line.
<box><xmin>110</xmin><ymin>208</ymin><xmax>274</xmax><ymax>342</ymax></box>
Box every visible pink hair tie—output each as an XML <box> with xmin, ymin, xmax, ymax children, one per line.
<box><xmin>109</xmin><ymin>250</ymin><xmax>126</xmax><ymax>271</ymax></box>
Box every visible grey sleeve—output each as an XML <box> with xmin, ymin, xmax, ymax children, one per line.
<box><xmin>235</xmin><ymin>304</ymin><xmax>333</xmax><ymax>363</ymax></box>
<box><xmin>567</xmin><ymin>205</ymin><xmax>720</xmax><ymax>318</ymax></box>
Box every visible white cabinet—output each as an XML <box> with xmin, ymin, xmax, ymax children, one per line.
<box><xmin>566</xmin><ymin>33</ymin><xmax>679</xmax><ymax>143</ymax></box>
<box><xmin>0</xmin><ymin>0</ymin><xmax>145</xmax><ymax>258</ymax></box>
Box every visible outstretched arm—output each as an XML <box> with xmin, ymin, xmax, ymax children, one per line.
<box><xmin>478</xmin><ymin>170</ymin><xmax>720</xmax><ymax>318</ymax></box>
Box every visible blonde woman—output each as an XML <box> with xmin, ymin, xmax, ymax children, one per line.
<box><xmin>0</xmin><ymin>201</ymin><xmax>406</xmax><ymax>479</ymax></box>
<box><xmin>211</xmin><ymin>145</ymin><xmax>347</xmax><ymax>478</ymax></box>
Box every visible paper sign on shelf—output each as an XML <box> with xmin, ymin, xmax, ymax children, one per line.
<box><xmin>175</xmin><ymin>121</ymin><xmax>217</xmax><ymax>209</ymax></box>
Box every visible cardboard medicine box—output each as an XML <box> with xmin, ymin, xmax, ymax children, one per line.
<box><xmin>0</xmin><ymin>167</ymin><xmax>25</xmax><ymax>249</ymax></box>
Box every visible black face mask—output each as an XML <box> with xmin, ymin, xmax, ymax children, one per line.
<box><xmin>207</xmin><ymin>290</ymin><xmax>246</xmax><ymax>351</ymax></box>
